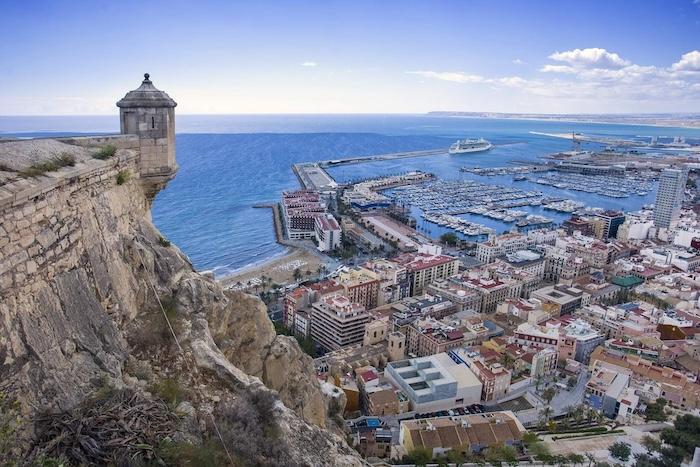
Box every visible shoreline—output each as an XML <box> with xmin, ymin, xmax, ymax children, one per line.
<box><xmin>218</xmin><ymin>245</ymin><xmax>329</xmax><ymax>291</ymax></box>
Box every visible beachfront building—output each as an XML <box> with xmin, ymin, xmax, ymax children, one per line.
<box><xmin>281</xmin><ymin>189</ymin><xmax>327</xmax><ymax>240</ymax></box>
<box><xmin>337</xmin><ymin>267</ymin><xmax>381</xmax><ymax>309</ymax></box>
<box><xmin>311</xmin><ymin>294</ymin><xmax>370</xmax><ymax>352</ymax></box>
<box><xmin>314</xmin><ymin>214</ymin><xmax>341</xmax><ymax>251</ymax></box>
<box><xmin>392</xmin><ymin>245</ymin><xmax>460</xmax><ymax>296</ymax></box>
<box><xmin>385</xmin><ymin>353</ymin><xmax>482</xmax><ymax>413</ymax></box>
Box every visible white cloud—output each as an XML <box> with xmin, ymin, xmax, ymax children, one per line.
<box><xmin>671</xmin><ymin>50</ymin><xmax>700</xmax><ymax>71</ymax></box>
<box><xmin>405</xmin><ymin>71</ymin><xmax>486</xmax><ymax>83</ymax></box>
<box><xmin>512</xmin><ymin>58</ymin><xmax>525</xmax><ymax>65</ymax></box>
<box><xmin>301</xmin><ymin>61</ymin><xmax>317</xmax><ymax>67</ymax></box>
<box><xmin>540</xmin><ymin>64</ymin><xmax>577</xmax><ymax>74</ymax></box>
<box><xmin>406</xmin><ymin>49</ymin><xmax>700</xmax><ymax>105</ymax></box>
<box><xmin>548</xmin><ymin>47</ymin><xmax>631</xmax><ymax>69</ymax></box>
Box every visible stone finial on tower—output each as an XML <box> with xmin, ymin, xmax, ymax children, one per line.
<box><xmin>117</xmin><ymin>74</ymin><xmax>178</xmax><ymax>194</ymax></box>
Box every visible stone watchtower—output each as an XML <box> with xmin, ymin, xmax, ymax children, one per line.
<box><xmin>117</xmin><ymin>74</ymin><xmax>178</xmax><ymax>193</ymax></box>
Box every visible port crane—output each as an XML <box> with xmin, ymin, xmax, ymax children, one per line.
<box><xmin>572</xmin><ymin>131</ymin><xmax>581</xmax><ymax>151</ymax></box>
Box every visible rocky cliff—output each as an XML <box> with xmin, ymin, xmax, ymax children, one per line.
<box><xmin>0</xmin><ymin>137</ymin><xmax>362</xmax><ymax>466</ymax></box>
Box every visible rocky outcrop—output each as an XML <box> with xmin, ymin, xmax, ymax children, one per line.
<box><xmin>199</xmin><ymin>288</ymin><xmax>327</xmax><ymax>426</ymax></box>
<box><xmin>0</xmin><ymin>138</ymin><xmax>362</xmax><ymax>465</ymax></box>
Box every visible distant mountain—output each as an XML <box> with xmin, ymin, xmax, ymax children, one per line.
<box><xmin>427</xmin><ymin>111</ymin><xmax>700</xmax><ymax>129</ymax></box>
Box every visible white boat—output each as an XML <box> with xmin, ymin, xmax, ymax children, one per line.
<box><xmin>449</xmin><ymin>138</ymin><xmax>493</xmax><ymax>154</ymax></box>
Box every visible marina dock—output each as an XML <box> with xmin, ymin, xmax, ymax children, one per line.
<box><xmin>293</xmin><ymin>148</ymin><xmax>447</xmax><ymax>191</ymax></box>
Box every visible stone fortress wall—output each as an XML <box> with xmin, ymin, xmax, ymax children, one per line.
<box><xmin>0</xmin><ymin>135</ymin><xmax>143</xmax><ymax>294</ymax></box>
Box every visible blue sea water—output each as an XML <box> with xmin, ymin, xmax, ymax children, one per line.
<box><xmin>3</xmin><ymin>114</ymin><xmax>700</xmax><ymax>276</ymax></box>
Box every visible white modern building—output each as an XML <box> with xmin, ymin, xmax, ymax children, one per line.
<box><xmin>654</xmin><ymin>168</ymin><xmax>687</xmax><ymax>229</ymax></box>
<box><xmin>385</xmin><ymin>352</ymin><xmax>482</xmax><ymax>412</ymax></box>
<box><xmin>314</xmin><ymin>214</ymin><xmax>341</xmax><ymax>252</ymax></box>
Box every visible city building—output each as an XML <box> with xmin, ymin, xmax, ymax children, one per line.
<box><xmin>513</xmin><ymin>318</ymin><xmax>604</xmax><ymax>364</ymax></box>
<box><xmin>362</xmin><ymin>258</ymin><xmax>410</xmax><ymax>305</ymax></box>
<box><xmin>426</xmin><ymin>279</ymin><xmax>482</xmax><ymax>313</ymax></box>
<box><xmin>402</xmin><ymin>316</ymin><xmax>467</xmax><ymax>357</ymax></box>
<box><xmin>385</xmin><ymin>353</ymin><xmax>482</xmax><ymax>412</ymax></box>
<box><xmin>281</xmin><ymin>189</ymin><xmax>327</xmax><ymax>240</ymax></box>
<box><xmin>398</xmin><ymin>412</ymin><xmax>525</xmax><ymax>458</ymax></box>
<box><xmin>392</xmin><ymin>245</ymin><xmax>461</xmax><ymax>296</ymax></box>
<box><xmin>530</xmin><ymin>347</ymin><xmax>559</xmax><ymax>378</ymax></box>
<box><xmin>337</xmin><ymin>267</ymin><xmax>381</xmax><ymax>309</ymax></box>
<box><xmin>283</xmin><ymin>286</ymin><xmax>312</xmax><ymax>328</ymax></box>
<box><xmin>310</xmin><ymin>294</ymin><xmax>370</xmax><ymax>352</ymax></box>
<box><xmin>314</xmin><ymin>214</ymin><xmax>341</xmax><ymax>251</ymax></box>
<box><xmin>574</xmin><ymin>302</ymin><xmax>660</xmax><ymax>341</ymax></box>
<box><xmin>594</xmin><ymin>210</ymin><xmax>626</xmax><ymax>239</ymax></box>
<box><xmin>475</xmin><ymin>230</ymin><xmax>557</xmax><ymax>264</ymax></box>
<box><xmin>390</xmin><ymin>294</ymin><xmax>457</xmax><ymax>327</ymax></box>
<box><xmin>530</xmin><ymin>284</ymin><xmax>584</xmax><ymax>316</ymax></box>
<box><xmin>363</xmin><ymin>319</ymin><xmax>389</xmax><ymax>346</ymax></box>
<box><xmin>572</xmin><ymin>274</ymin><xmax>621</xmax><ymax>306</ymax></box>
<box><xmin>562</xmin><ymin>216</ymin><xmax>597</xmax><ymax>238</ymax></box>
<box><xmin>590</xmin><ymin>347</ymin><xmax>700</xmax><ymax>410</ymax></box>
<box><xmin>585</xmin><ymin>360</ymin><xmax>632</xmax><ymax>419</ymax></box>
<box><xmin>457</xmin><ymin>274</ymin><xmax>515</xmax><ymax>314</ymax></box>
<box><xmin>654</xmin><ymin>168</ymin><xmax>687</xmax><ymax>230</ymax></box>
<box><xmin>468</xmin><ymin>359</ymin><xmax>511</xmax><ymax>402</ymax></box>
<box><xmin>542</xmin><ymin>245</ymin><xmax>589</xmax><ymax>284</ymax></box>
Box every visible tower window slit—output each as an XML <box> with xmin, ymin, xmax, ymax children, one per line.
<box><xmin>151</xmin><ymin>116</ymin><xmax>155</xmax><ymax>129</ymax></box>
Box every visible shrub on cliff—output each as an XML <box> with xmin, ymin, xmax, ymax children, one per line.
<box><xmin>116</xmin><ymin>169</ymin><xmax>131</xmax><ymax>185</ymax></box>
<box><xmin>93</xmin><ymin>144</ymin><xmax>117</xmax><ymax>160</ymax></box>
<box><xmin>18</xmin><ymin>152</ymin><xmax>75</xmax><ymax>178</ymax></box>
<box><xmin>150</xmin><ymin>378</ymin><xmax>185</xmax><ymax>408</ymax></box>
<box><xmin>216</xmin><ymin>390</ymin><xmax>287</xmax><ymax>464</ymax></box>
<box><xmin>0</xmin><ymin>392</ymin><xmax>23</xmax><ymax>464</ymax></box>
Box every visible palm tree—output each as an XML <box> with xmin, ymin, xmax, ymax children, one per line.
<box><xmin>573</xmin><ymin>407</ymin><xmax>585</xmax><ymax>428</ymax></box>
<box><xmin>542</xmin><ymin>387</ymin><xmax>557</xmax><ymax>405</ymax></box>
<box><xmin>584</xmin><ymin>452</ymin><xmax>595</xmax><ymax>467</ymax></box>
<box><xmin>539</xmin><ymin>406</ymin><xmax>553</xmax><ymax>425</ymax></box>
<box><xmin>500</xmin><ymin>352</ymin><xmax>516</xmax><ymax>370</ymax></box>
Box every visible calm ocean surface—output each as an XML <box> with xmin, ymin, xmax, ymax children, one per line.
<box><xmin>3</xmin><ymin>114</ymin><xmax>700</xmax><ymax>276</ymax></box>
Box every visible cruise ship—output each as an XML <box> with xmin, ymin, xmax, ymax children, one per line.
<box><xmin>449</xmin><ymin>138</ymin><xmax>493</xmax><ymax>154</ymax></box>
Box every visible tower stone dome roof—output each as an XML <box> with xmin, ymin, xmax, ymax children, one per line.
<box><xmin>117</xmin><ymin>73</ymin><xmax>177</xmax><ymax>108</ymax></box>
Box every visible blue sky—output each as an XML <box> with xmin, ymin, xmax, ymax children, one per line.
<box><xmin>1</xmin><ymin>0</ymin><xmax>699</xmax><ymax>114</ymax></box>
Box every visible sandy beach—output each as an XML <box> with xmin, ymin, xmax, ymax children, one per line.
<box><xmin>218</xmin><ymin>247</ymin><xmax>329</xmax><ymax>291</ymax></box>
